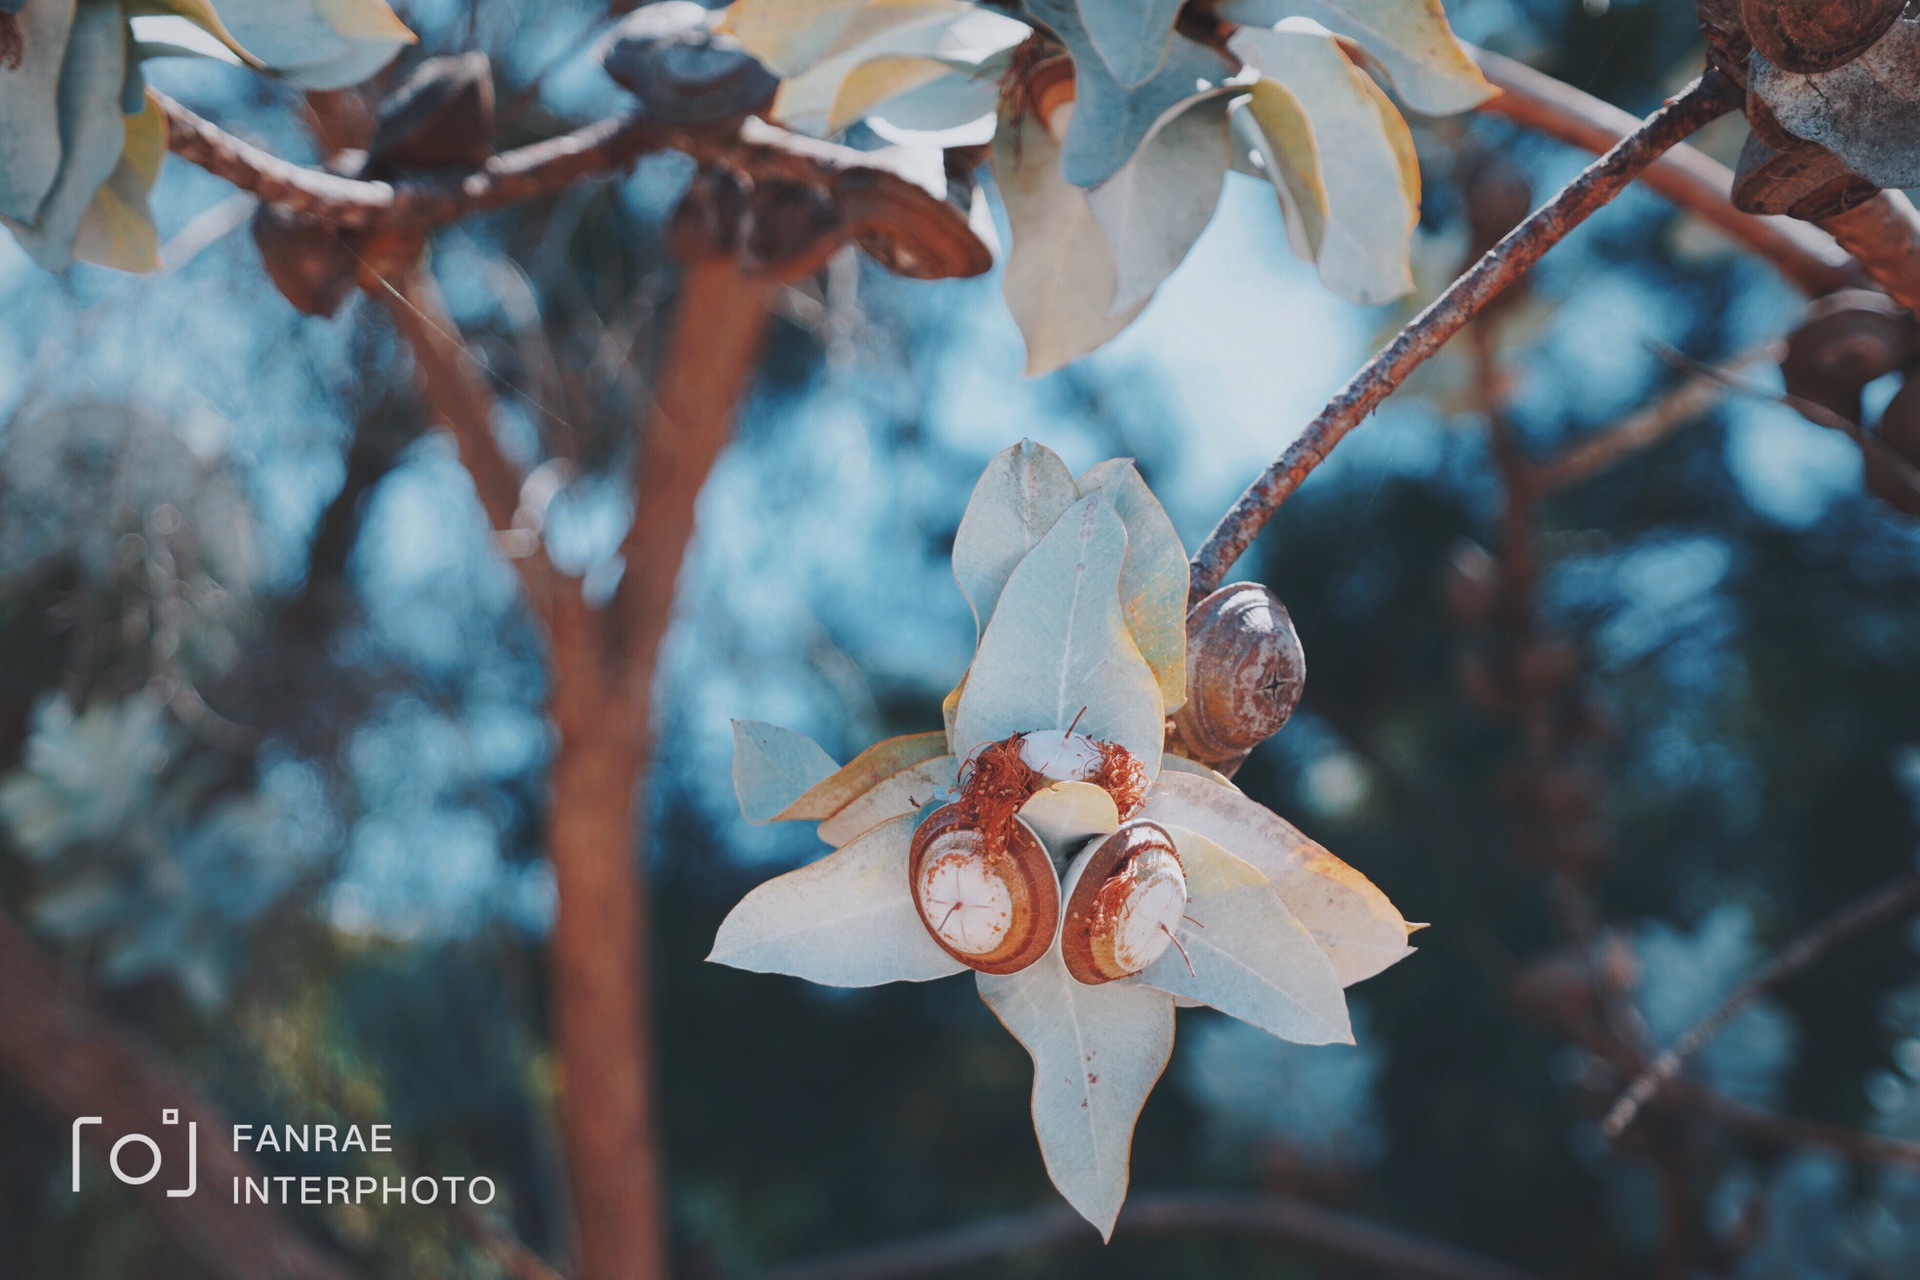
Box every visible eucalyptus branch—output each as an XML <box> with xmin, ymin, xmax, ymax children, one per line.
<box><xmin>1188</xmin><ymin>72</ymin><xmax>1741</xmax><ymax>600</ymax></box>
<box><xmin>1603</xmin><ymin>870</ymin><xmax>1920</xmax><ymax>1140</ymax></box>
<box><xmin>1528</xmin><ymin>341</ymin><xmax>1781</xmax><ymax>494</ymax></box>
<box><xmin>156</xmin><ymin>93</ymin><xmax>955</xmax><ymax>239</ymax></box>
<box><xmin>1468</xmin><ymin>48</ymin><xmax>1853</xmax><ymax>297</ymax></box>
<box><xmin>757</xmin><ymin>1189</ymin><xmax>1543</xmax><ymax>1280</ymax></box>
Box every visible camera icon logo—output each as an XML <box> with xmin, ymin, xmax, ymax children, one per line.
<box><xmin>72</xmin><ymin>1109</ymin><xmax>197</xmax><ymax>1198</ymax></box>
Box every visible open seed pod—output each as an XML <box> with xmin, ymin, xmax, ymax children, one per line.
<box><xmin>370</xmin><ymin>52</ymin><xmax>495</xmax><ymax>172</ymax></box>
<box><xmin>908</xmin><ymin>804</ymin><xmax>1060</xmax><ymax>975</ymax></box>
<box><xmin>1730</xmin><ymin>130</ymin><xmax>1878</xmax><ymax>221</ymax></box>
<box><xmin>599</xmin><ymin>0</ymin><xmax>777</xmax><ymax>128</ymax></box>
<box><xmin>1059</xmin><ymin>821</ymin><xmax>1188</xmax><ymax>985</ymax></box>
<box><xmin>832</xmin><ymin>168</ymin><xmax>993</xmax><ymax>281</ymax></box>
<box><xmin>1172</xmin><ymin>583</ymin><xmax>1306</xmax><ymax>770</ymax></box>
<box><xmin>1742</xmin><ymin>0</ymin><xmax>1905</xmax><ymax>74</ymax></box>
<box><xmin>1023</xmin><ymin>53</ymin><xmax>1076</xmax><ymax>135</ymax></box>
<box><xmin>1781</xmin><ymin>288</ymin><xmax>1919</xmax><ymax>422</ymax></box>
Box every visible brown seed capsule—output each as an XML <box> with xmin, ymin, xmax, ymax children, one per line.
<box><xmin>1060</xmin><ymin>821</ymin><xmax>1188</xmax><ymax>985</ymax></box>
<box><xmin>908</xmin><ymin>804</ymin><xmax>1059</xmax><ymax>975</ymax></box>
<box><xmin>1742</xmin><ymin>0</ymin><xmax>1906</xmax><ymax>75</ymax></box>
<box><xmin>1875</xmin><ymin>373</ymin><xmax>1920</xmax><ymax>467</ymax></box>
<box><xmin>598</xmin><ymin>1</ymin><xmax>777</xmax><ymax>128</ymax></box>
<box><xmin>369</xmin><ymin>53</ymin><xmax>496</xmax><ymax>172</ymax></box>
<box><xmin>1781</xmin><ymin>288</ymin><xmax>1919</xmax><ymax>423</ymax></box>
<box><xmin>833</xmin><ymin>168</ymin><xmax>993</xmax><ymax>281</ymax></box>
<box><xmin>1730</xmin><ymin>130</ymin><xmax>1878</xmax><ymax>222</ymax></box>
<box><xmin>741</xmin><ymin>180</ymin><xmax>845</xmax><ymax>281</ymax></box>
<box><xmin>1172</xmin><ymin>583</ymin><xmax>1306</xmax><ymax>768</ymax></box>
<box><xmin>666</xmin><ymin>167</ymin><xmax>751</xmax><ymax>261</ymax></box>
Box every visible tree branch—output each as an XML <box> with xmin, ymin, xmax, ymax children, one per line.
<box><xmin>1189</xmin><ymin>72</ymin><xmax>1741</xmax><ymax>599</ymax></box>
<box><xmin>1528</xmin><ymin>341</ymin><xmax>1781</xmax><ymax>494</ymax></box>
<box><xmin>1468</xmin><ymin>47</ymin><xmax>1855</xmax><ymax>297</ymax></box>
<box><xmin>1603</xmin><ymin>870</ymin><xmax>1920</xmax><ymax>1139</ymax></box>
<box><xmin>756</xmin><ymin>1189</ymin><xmax>1544</xmax><ymax>1280</ymax></box>
<box><xmin>378</xmin><ymin>267</ymin><xmax>572</xmax><ymax>623</ymax></box>
<box><xmin>0</xmin><ymin>910</ymin><xmax>359</xmax><ymax>1280</ymax></box>
<box><xmin>157</xmin><ymin>93</ymin><xmax>959</xmax><ymax>247</ymax></box>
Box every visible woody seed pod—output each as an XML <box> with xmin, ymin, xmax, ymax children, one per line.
<box><xmin>1060</xmin><ymin>821</ymin><xmax>1189</xmax><ymax>985</ymax></box>
<box><xmin>909</xmin><ymin>804</ymin><xmax>1060</xmax><ymax>975</ymax></box>
<box><xmin>1172</xmin><ymin>583</ymin><xmax>1306</xmax><ymax>767</ymax></box>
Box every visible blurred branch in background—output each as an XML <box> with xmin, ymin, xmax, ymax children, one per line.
<box><xmin>0</xmin><ymin>911</ymin><xmax>358</xmax><ymax>1280</ymax></box>
<box><xmin>1608</xmin><ymin>870</ymin><xmax>1920</xmax><ymax>1139</ymax></box>
<box><xmin>757</xmin><ymin>1189</ymin><xmax>1545</xmax><ymax>1280</ymax></box>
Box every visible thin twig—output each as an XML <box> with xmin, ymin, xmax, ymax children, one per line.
<box><xmin>1650</xmin><ymin>343</ymin><xmax>1920</xmax><ymax>505</ymax></box>
<box><xmin>1188</xmin><ymin>72</ymin><xmax>1741</xmax><ymax>601</ymax></box>
<box><xmin>1684</xmin><ymin>1083</ymin><xmax>1920</xmax><ymax>1171</ymax></box>
<box><xmin>1529</xmin><ymin>341</ymin><xmax>1782</xmax><ymax>494</ymax></box>
<box><xmin>756</xmin><ymin>1189</ymin><xmax>1544</xmax><ymax>1280</ymax></box>
<box><xmin>1603</xmin><ymin>871</ymin><xmax>1920</xmax><ymax>1139</ymax></box>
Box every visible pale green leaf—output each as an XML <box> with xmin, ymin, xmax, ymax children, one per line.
<box><xmin>952</xmin><ymin>493</ymin><xmax>1165</xmax><ymax>774</ymax></box>
<box><xmin>978</xmin><ymin>943</ymin><xmax>1175</xmax><ymax>1237</ymax></box>
<box><xmin>1022</xmin><ymin>0</ymin><xmax>1230</xmax><ymax>188</ymax></box>
<box><xmin>1235</xmin><ymin>78</ymin><xmax>1327</xmax><ymax>264</ymax></box>
<box><xmin>953</xmin><ymin>440</ymin><xmax>1080</xmax><ymax>633</ymax></box>
<box><xmin>1136</xmin><ymin>825</ymin><xmax>1351</xmax><ymax>1043</ymax></box>
<box><xmin>992</xmin><ymin>101</ymin><xmax>1146</xmax><ymax>375</ymax></box>
<box><xmin>1078</xmin><ymin>0</ymin><xmax>1181</xmax><ymax>88</ymax></box>
<box><xmin>1087</xmin><ymin>92</ymin><xmax>1231</xmax><ymax>317</ymax></box>
<box><xmin>1137</xmin><ymin>771</ymin><xmax>1414</xmax><ymax>986</ymax></box>
<box><xmin>817</xmin><ymin>754</ymin><xmax>958</xmax><ymax>846</ymax></box>
<box><xmin>732</xmin><ymin>720</ymin><xmax>840</xmax><ymax>823</ymax></box>
<box><xmin>709</xmin><ymin>815</ymin><xmax>968</xmax><ymax>985</ymax></box>
<box><xmin>148</xmin><ymin>0</ymin><xmax>415</xmax><ymax>87</ymax></box>
<box><xmin>1220</xmin><ymin>0</ymin><xmax>1491</xmax><ymax>115</ymax></box>
<box><xmin>1231</xmin><ymin>24</ymin><xmax>1419</xmax><ymax>305</ymax></box>
<box><xmin>73</xmin><ymin>90</ymin><xmax>164</xmax><ymax>273</ymax></box>
<box><xmin>2</xmin><ymin>0</ymin><xmax>124</xmax><ymax>272</ymax></box>
<box><xmin>1158</xmin><ymin>753</ymin><xmax>1235</xmax><ymax>786</ymax></box>
<box><xmin>1076</xmin><ymin>459</ymin><xmax>1188</xmax><ymax>710</ymax></box>
<box><xmin>0</xmin><ymin>0</ymin><xmax>74</xmax><ymax>224</ymax></box>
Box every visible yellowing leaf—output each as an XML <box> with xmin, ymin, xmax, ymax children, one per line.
<box><xmin>1220</xmin><ymin>0</ymin><xmax>1492</xmax><ymax>115</ymax></box>
<box><xmin>74</xmin><ymin>91</ymin><xmax>164</xmax><ymax>273</ymax></box>
<box><xmin>816</xmin><ymin>754</ymin><xmax>957</xmax><ymax>846</ymax></box>
<box><xmin>1231</xmin><ymin>24</ymin><xmax>1418</xmax><ymax>305</ymax></box>
<box><xmin>153</xmin><ymin>0</ymin><xmax>415</xmax><ymax>88</ymax></box>
<box><xmin>784</xmin><ymin>729</ymin><xmax>951</xmax><ymax>822</ymax></box>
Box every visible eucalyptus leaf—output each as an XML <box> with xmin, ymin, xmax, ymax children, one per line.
<box><xmin>952</xmin><ymin>439</ymin><xmax>1080</xmax><ymax>634</ymax></box>
<box><xmin>992</xmin><ymin>100</ymin><xmax>1146</xmax><ymax>374</ymax></box>
<box><xmin>0</xmin><ymin>0</ymin><xmax>74</xmax><ymax>225</ymax></box>
<box><xmin>1219</xmin><ymin>0</ymin><xmax>1491</xmax><ymax>115</ymax></box>
<box><xmin>1024</xmin><ymin>0</ymin><xmax>1232</xmax><ymax>188</ymax></box>
<box><xmin>1136</xmin><ymin>825</ymin><xmax>1352</xmax><ymax>1044</ymax></box>
<box><xmin>1234</xmin><ymin>78</ymin><xmax>1326</xmax><ymax>263</ymax></box>
<box><xmin>722</xmin><ymin>0</ymin><xmax>882</xmax><ymax>78</ymax></box>
<box><xmin>1087</xmin><ymin>92</ymin><xmax>1231</xmax><ymax>317</ymax></box>
<box><xmin>1231</xmin><ymin>24</ymin><xmax>1419</xmax><ymax>305</ymax></box>
<box><xmin>1</xmin><ymin>0</ymin><xmax>125</xmax><ymax>272</ymax></box>
<box><xmin>1076</xmin><ymin>459</ymin><xmax>1188</xmax><ymax>710</ymax></box>
<box><xmin>1017</xmin><ymin>781</ymin><xmax>1119</xmax><ymax>860</ymax></box>
<box><xmin>952</xmin><ymin>493</ymin><xmax>1165</xmax><ymax>773</ymax></box>
<box><xmin>1751</xmin><ymin>21</ymin><xmax>1920</xmax><ymax>190</ymax></box>
<box><xmin>732</xmin><ymin>720</ymin><xmax>840</xmax><ymax>823</ymax></box>
<box><xmin>708</xmin><ymin>815</ymin><xmax>968</xmax><ymax>985</ymax></box>
<box><xmin>1078</xmin><ymin>0</ymin><xmax>1182</xmax><ymax>88</ymax></box>
<box><xmin>73</xmin><ymin>90</ymin><xmax>164</xmax><ymax>272</ymax></box>
<box><xmin>148</xmin><ymin>0</ymin><xmax>415</xmax><ymax>88</ymax></box>
<box><xmin>782</xmin><ymin>729</ymin><xmax>950</xmax><ymax>822</ymax></box>
<box><xmin>977</xmin><ymin>943</ymin><xmax>1175</xmax><ymax>1238</ymax></box>
<box><xmin>1137</xmin><ymin>771</ymin><xmax>1415</xmax><ymax>986</ymax></box>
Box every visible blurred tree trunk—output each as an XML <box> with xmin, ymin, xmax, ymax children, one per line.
<box><xmin>539</xmin><ymin>256</ymin><xmax>773</xmax><ymax>1280</ymax></box>
<box><xmin>0</xmin><ymin>911</ymin><xmax>358</xmax><ymax>1280</ymax></box>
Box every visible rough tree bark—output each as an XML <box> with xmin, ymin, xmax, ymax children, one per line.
<box><xmin>0</xmin><ymin>911</ymin><xmax>357</xmax><ymax>1280</ymax></box>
